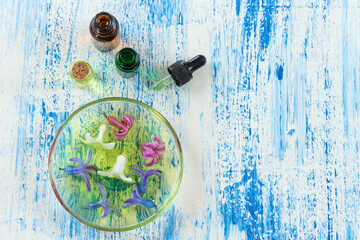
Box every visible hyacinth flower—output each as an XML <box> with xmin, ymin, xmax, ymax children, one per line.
<box><xmin>122</xmin><ymin>183</ymin><xmax>156</xmax><ymax>209</ymax></box>
<box><xmin>98</xmin><ymin>153</ymin><xmax>133</xmax><ymax>183</ymax></box>
<box><xmin>141</xmin><ymin>135</ymin><xmax>166</xmax><ymax>167</ymax></box>
<box><xmin>83</xmin><ymin>123</ymin><xmax>115</xmax><ymax>150</ymax></box>
<box><xmin>85</xmin><ymin>183</ymin><xmax>121</xmax><ymax>217</ymax></box>
<box><xmin>103</xmin><ymin>113</ymin><xmax>134</xmax><ymax>140</ymax></box>
<box><xmin>128</xmin><ymin>166</ymin><xmax>162</xmax><ymax>195</ymax></box>
<box><xmin>61</xmin><ymin>149</ymin><xmax>98</xmax><ymax>192</ymax></box>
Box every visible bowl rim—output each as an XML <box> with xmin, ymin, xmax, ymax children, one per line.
<box><xmin>48</xmin><ymin>97</ymin><xmax>183</xmax><ymax>231</ymax></box>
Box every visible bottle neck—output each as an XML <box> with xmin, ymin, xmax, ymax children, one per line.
<box><xmin>90</xmin><ymin>12</ymin><xmax>119</xmax><ymax>42</ymax></box>
<box><xmin>115</xmin><ymin>48</ymin><xmax>140</xmax><ymax>73</ymax></box>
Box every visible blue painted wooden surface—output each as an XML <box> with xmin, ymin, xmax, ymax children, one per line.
<box><xmin>1</xmin><ymin>0</ymin><xmax>360</xmax><ymax>239</ymax></box>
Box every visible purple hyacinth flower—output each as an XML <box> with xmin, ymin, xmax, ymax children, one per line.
<box><xmin>127</xmin><ymin>166</ymin><xmax>162</xmax><ymax>195</ymax></box>
<box><xmin>85</xmin><ymin>183</ymin><xmax>121</xmax><ymax>218</ymax></box>
<box><xmin>122</xmin><ymin>184</ymin><xmax>156</xmax><ymax>209</ymax></box>
<box><xmin>64</xmin><ymin>149</ymin><xmax>98</xmax><ymax>192</ymax></box>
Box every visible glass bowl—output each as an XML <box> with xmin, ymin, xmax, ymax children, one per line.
<box><xmin>48</xmin><ymin>97</ymin><xmax>183</xmax><ymax>231</ymax></box>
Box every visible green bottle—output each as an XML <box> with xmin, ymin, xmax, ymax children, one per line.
<box><xmin>115</xmin><ymin>48</ymin><xmax>140</xmax><ymax>78</ymax></box>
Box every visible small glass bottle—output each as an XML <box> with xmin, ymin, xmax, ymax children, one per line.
<box><xmin>89</xmin><ymin>12</ymin><xmax>120</xmax><ymax>52</ymax></box>
<box><xmin>70</xmin><ymin>61</ymin><xmax>95</xmax><ymax>87</ymax></box>
<box><xmin>115</xmin><ymin>48</ymin><xmax>140</xmax><ymax>78</ymax></box>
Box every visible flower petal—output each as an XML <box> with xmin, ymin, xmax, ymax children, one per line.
<box><xmin>154</xmin><ymin>172</ymin><xmax>162</xmax><ymax>178</ymax></box>
<box><xmin>133</xmin><ymin>183</ymin><xmax>141</xmax><ymax>198</ymax></box>
<box><xmin>154</xmin><ymin>152</ymin><xmax>162</xmax><ymax>164</ymax></box>
<box><xmin>86</xmin><ymin>202</ymin><xmax>102</xmax><ymax>210</ymax></box>
<box><xmin>84</xmin><ymin>171</ymin><xmax>92</xmax><ymax>178</ymax></box>
<box><xmin>122</xmin><ymin>115</ymin><xmax>134</xmax><ymax>128</ymax></box>
<box><xmin>139</xmin><ymin>169</ymin><xmax>162</xmax><ymax>194</ymax></box>
<box><xmin>85</xmin><ymin>133</ymin><xmax>96</xmax><ymax>143</ymax></box>
<box><xmin>80</xmin><ymin>173</ymin><xmax>91</xmax><ymax>192</ymax></box>
<box><xmin>138</xmin><ymin>198</ymin><xmax>156</xmax><ymax>208</ymax></box>
<box><xmin>141</xmin><ymin>142</ymin><xmax>156</xmax><ymax>151</ymax></box>
<box><xmin>103</xmin><ymin>113</ymin><xmax>123</xmax><ymax>128</ymax></box>
<box><xmin>137</xmin><ymin>181</ymin><xmax>146</xmax><ymax>196</ymax></box>
<box><xmin>113</xmin><ymin>131</ymin><xmax>128</xmax><ymax>140</ymax></box>
<box><xmin>83</xmin><ymin>165</ymin><xmax>98</xmax><ymax>173</ymax></box>
<box><xmin>143</xmin><ymin>157</ymin><xmax>156</xmax><ymax>167</ymax></box>
<box><xmin>65</xmin><ymin>166</ymin><xmax>77</xmax><ymax>175</ymax></box>
<box><xmin>114</xmin><ymin>121</ymin><xmax>128</xmax><ymax>132</ymax></box>
<box><xmin>132</xmin><ymin>166</ymin><xmax>144</xmax><ymax>175</ymax></box>
<box><xmin>97</xmin><ymin>124</ymin><xmax>107</xmax><ymax>142</ymax></box>
<box><xmin>122</xmin><ymin>184</ymin><xmax>156</xmax><ymax>209</ymax></box>
<box><xmin>102</xmin><ymin>204</ymin><xmax>110</xmax><ymax>217</ymax></box>
<box><xmin>75</xmin><ymin>167</ymin><xmax>85</xmax><ymax>174</ymax></box>
<box><xmin>84</xmin><ymin>149</ymin><xmax>92</xmax><ymax>166</ymax></box>
<box><xmin>101</xmin><ymin>142</ymin><xmax>115</xmax><ymax>149</ymax></box>
<box><xmin>69</xmin><ymin>158</ymin><xmax>83</xmax><ymax>166</ymax></box>
<box><xmin>153</xmin><ymin>136</ymin><xmax>166</xmax><ymax>151</ymax></box>
<box><xmin>97</xmin><ymin>183</ymin><xmax>107</xmax><ymax>200</ymax></box>
<box><xmin>122</xmin><ymin>198</ymin><xmax>140</xmax><ymax>208</ymax></box>
<box><xmin>142</xmin><ymin>151</ymin><xmax>155</xmax><ymax>159</ymax></box>
<box><xmin>143</xmin><ymin>169</ymin><xmax>162</xmax><ymax>180</ymax></box>
<box><xmin>98</xmin><ymin>171</ymin><xmax>111</xmax><ymax>177</ymax></box>
<box><xmin>127</xmin><ymin>171</ymin><xmax>140</xmax><ymax>178</ymax></box>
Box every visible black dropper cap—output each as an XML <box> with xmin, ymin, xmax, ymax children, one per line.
<box><xmin>167</xmin><ymin>55</ymin><xmax>207</xmax><ymax>87</ymax></box>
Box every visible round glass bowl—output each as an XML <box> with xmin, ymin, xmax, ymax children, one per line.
<box><xmin>49</xmin><ymin>98</ymin><xmax>182</xmax><ymax>231</ymax></box>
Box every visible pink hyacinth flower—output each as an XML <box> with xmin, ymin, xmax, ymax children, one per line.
<box><xmin>141</xmin><ymin>136</ymin><xmax>165</xmax><ymax>167</ymax></box>
<box><xmin>103</xmin><ymin>113</ymin><xmax>134</xmax><ymax>140</ymax></box>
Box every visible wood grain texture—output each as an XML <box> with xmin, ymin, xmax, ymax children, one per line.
<box><xmin>1</xmin><ymin>0</ymin><xmax>359</xmax><ymax>239</ymax></box>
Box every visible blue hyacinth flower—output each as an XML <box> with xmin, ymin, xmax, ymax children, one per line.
<box><xmin>122</xmin><ymin>184</ymin><xmax>156</xmax><ymax>209</ymax></box>
<box><xmin>127</xmin><ymin>166</ymin><xmax>162</xmax><ymax>195</ymax></box>
<box><xmin>63</xmin><ymin>149</ymin><xmax>98</xmax><ymax>192</ymax></box>
<box><xmin>85</xmin><ymin>183</ymin><xmax>120</xmax><ymax>217</ymax></box>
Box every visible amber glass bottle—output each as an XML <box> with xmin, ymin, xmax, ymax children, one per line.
<box><xmin>89</xmin><ymin>12</ymin><xmax>120</xmax><ymax>52</ymax></box>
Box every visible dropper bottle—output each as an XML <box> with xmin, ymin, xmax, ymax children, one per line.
<box><xmin>152</xmin><ymin>55</ymin><xmax>207</xmax><ymax>91</ymax></box>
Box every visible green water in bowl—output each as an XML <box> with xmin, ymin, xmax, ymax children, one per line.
<box><xmin>49</xmin><ymin>99</ymin><xmax>181</xmax><ymax>230</ymax></box>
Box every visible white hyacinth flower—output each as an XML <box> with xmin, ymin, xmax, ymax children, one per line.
<box><xmin>85</xmin><ymin>124</ymin><xmax>115</xmax><ymax>150</ymax></box>
<box><xmin>98</xmin><ymin>155</ymin><xmax>133</xmax><ymax>183</ymax></box>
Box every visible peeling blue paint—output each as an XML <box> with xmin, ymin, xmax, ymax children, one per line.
<box><xmin>277</xmin><ymin>64</ymin><xmax>284</xmax><ymax>80</ymax></box>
